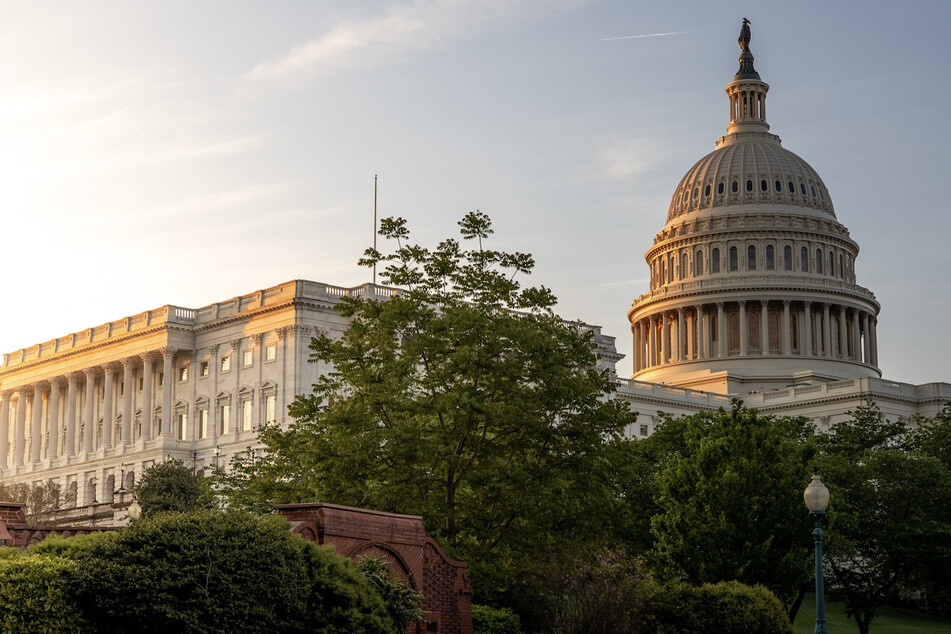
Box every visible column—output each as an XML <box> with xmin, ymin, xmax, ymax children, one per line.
<box><xmin>48</xmin><ymin>379</ymin><xmax>62</xmax><ymax>459</ymax></box>
<box><xmin>122</xmin><ymin>358</ymin><xmax>134</xmax><ymax>443</ymax></box>
<box><xmin>102</xmin><ymin>365</ymin><xmax>115</xmax><ymax>449</ymax></box>
<box><xmin>83</xmin><ymin>368</ymin><xmax>96</xmax><ymax>452</ymax></box>
<box><xmin>804</xmin><ymin>302</ymin><xmax>813</xmax><ymax>356</ymax></box>
<box><xmin>686</xmin><ymin>309</ymin><xmax>694</xmax><ymax>359</ymax></box>
<box><xmin>0</xmin><ymin>391</ymin><xmax>10</xmax><ymax>468</ymax></box>
<box><xmin>717</xmin><ymin>302</ymin><xmax>726</xmax><ymax>358</ymax></box>
<box><xmin>65</xmin><ymin>373</ymin><xmax>78</xmax><ymax>457</ymax></box>
<box><xmin>648</xmin><ymin>317</ymin><xmax>656</xmax><ymax>367</ymax></box>
<box><xmin>676</xmin><ymin>309</ymin><xmax>685</xmax><ymax>361</ymax></box>
<box><xmin>822</xmin><ymin>304</ymin><xmax>832</xmax><ymax>358</ymax></box>
<box><xmin>661</xmin><ymin>312</ymin><xmax>669</xmax><ymax>365</ymax></box>
<box><xmin>161</xmin><ymin>347</ymin><xmax>174</xmax><ymax>438</ymax></box>
<box><xmin>870</xmin><ymin>318</ymin><xmax>879</xmax><ymax>366</ymax></box>
<box><xmin>760</xmin><ymin>300</ymin><xmax>769</xmax><ymax>354</ymax></box>
<box><xmin>837</xmin><ymin>307</ymin><xmax>848</xmax><ymax>358</ymax></box>
<box><xmin>852</xmin><ymin>310</ymin><xmax>861</xmax><ymax>361</ymax></box>
<box><xmin>696</xmin><ymin>306</ymin><xmax>705</xmax><ymax>360</ymax></box>
<box><xmin>739</xmin><ymin>301</ymin><xmax>748</xmax><ymax>356</ymax></box>
<box><xmin>781</xmin><ymin>301</ymin><xmax>791</xmax><ymax>355</ymax></box>
<box><xmin>141</xmin><ymin>353</ymin><xmax>154</xmax><ymax>441</ymax></box>
<box><xmin>15</xmin><ymin>388</ymin><xmax>28</xmax><ymax>466</ymax></box>
<box><xmin>31</xmin><ymin>383</ymin><xmax>43</xmax><ymax>463</ymax></box>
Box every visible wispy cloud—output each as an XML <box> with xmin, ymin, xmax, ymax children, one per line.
<box><xmin>596</xmin><ymin>136</ymin><xmax>672</xmax><ymax>181</ymax></box>
<box><xmin>600</xmin><ymin>31</ymin><xmax>688</xmax><ymax>41</ymax></box>
<box><xmin>250</xmin><ymin>0</ymin><xmax>591</xmax><ymax>82</ymax></box>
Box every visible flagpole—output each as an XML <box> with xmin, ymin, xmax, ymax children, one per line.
<box><xmin>373</xmin><ymin>174</ymin><xmax>378</xmax><ymax>286</ymax></box>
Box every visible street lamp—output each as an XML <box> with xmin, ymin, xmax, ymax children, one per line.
<box><xmin>804</xmin><ymin>468</ymin><xmax>831</xmax><ymax>634</ymax></box>
<box><xmin>214</xmin><ymin>446</ymin><xmax>221</xmax><ymax>469</ymax></box>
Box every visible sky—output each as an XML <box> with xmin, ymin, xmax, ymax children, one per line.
<box><xmin>0</xmin><ymin>1</ymin><xmax>948</xmax><ymax>385</ymax></box>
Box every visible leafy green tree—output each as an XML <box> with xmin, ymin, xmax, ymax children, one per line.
<box><xmin>645</xmin><ymin>402</ymin><xmax>816</xmax><ymax>620</ymax></box>
<box><xmin>135</xmin><ymin>458</ymin><xmax>214</xmax><ymax>516</ymax></box>
<box><xmin>356</xmin><ymin>556</ymin><xmax>424</xmax><ymax>633</ymax></box>
<box><xmin>818</xmin><ymin>402</ymin><xmax>951</xmax><ymax>634</ymax></box>
<box><xmin>217</xmin><ymin>212</ymin><xmax>637</xmax><ymax>601</ymax></box>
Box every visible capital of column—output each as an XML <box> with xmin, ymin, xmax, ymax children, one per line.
<box><xmin>121</xmin><ymin>357</ymin><xmax>137</xmax><ymax>370</ymax></box>
<box><xmin>140</xmin><ymin>351</ymin><xmax>157</xmax><ymax>364</ymax></box>
<box><xmin>207</xmin><ymin>345</ymin><xmax>219</xmax><ymax>358</ymax></box>
<box><xmin>82</xmin><ymin>366</ymin><xmax>99</xmax><ymax>379</ymax></box>
<box><xmin>230</xmin><ymin>339</ymin><xmax>241</xmax><ymax>350</ymax></box>
<box><xmin>160</xmin><ymin>346</ymin><xmax>177</xmax><ymax>358</ymax></box>
<box><xmin>250</xmin><ymin>333</ymin><xmax>263</xmax><ymax>345</ymax></box>
<box><xmin>275</xmin><ymin>327</ymin><xmax>288</xmax><ymax>340</ymax></box>
<box><xmin>101</xmin><ymin>361</ymin><xmax>121</xmax><ymax>374</ymax></box>
<box><xmin>783</xmin><ymin>299</ymin><xmax>791</xmax><ymax>307</ymax></box>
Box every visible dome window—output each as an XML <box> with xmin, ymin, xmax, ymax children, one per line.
<box><xmin>828</xmin><ymin>251</ymin><xmax>835</xmax><ymax>276</ymax></box>
<box><xmin>800</xmin><ymin>183</ymin><xmax>807</xmax><ymax>195</ymax></box>
<box><xmin>729</xmin><ymin>246</ymin><xmax>738</xmax><ymax>271</ymax></box>
<box><xmin>788</xmin><ymin>181</ymin><xmax>794</xmax><ymax>193</ymax></box>
<box><xmin>801</xmin><ymin>247</ymin><xmax>808</xmax><ymax>272</ymax></box>
<box><xmin>746</xmin><ymin>180</ymin><xmax>753</xmax><ymax>192</ymax></box>
<box><xmin>718</xmin><ymin>182</ymin><xmax>724</xmax><ymax>195</ymax></box>
<box><xmin>712</xmin><ymin>248</ymin><xmax>721</xmax><ymax>273</ymax></box>
<box><xmin>760</xmin><ymin>180</ymin><xmax>768</xmax><ymax>192</ymax></box>
<box><xmin>784</xmin><ymin>245</ymin><xmax>793</xmax><ymax>271</ymax></box>
<box><xmin>815</xmin><ymin>248</ymin><xmax>823</xmax><ymax>274</ymax></box>
<box><xmin>811</xmin><ymin>185</ymin><xmax>817</xmax><ymax>197</ymax></box>
<box><xmin>694</xmin><ymin>187</ymin><xmax>700</xmax><ymax>200</ymax></box>
<box><xmin>766</xmin><ymin>245</ymin><xmax>775</xmax><ymax>270</ymax></box>
<box><xmin>704</xmin><ymin>184</ymin><xmax>711</xmax><ymax>197</ymax></box>
<box><xmin>732</xmin><ymin>180</ymin><xmax>738</xmax><ymax>193</ymax></box>
<box><xmin>696</xmin><ymin>250</ymin><xmax>704</xmax><ymax>275</ymax></box>
<box><xmin>775</xmin><ymin>180</ymin><xmax>782</xmax><ymax>192</ymax></box>
<box><xmin>747</xmin><ymin>245</ymin><xmax>757</xmax><ymax>270</ymax></box>
<box><xmin>819</xmin><ymin>189</ymin><xmax>825</xmax><ymax>201</ymax></box>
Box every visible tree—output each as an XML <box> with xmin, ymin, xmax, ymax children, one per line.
<box><xmin>818</xmin><ymin>402</ymin><xmax>951</xmax><ymax>634</ymax></box>
<box><xmin>218</xmin><ymin>212</ymin><xmax>636</xmax><ymax>600</ymax></box>
<box><xmin>645</xmin><ymin>402</ymin><xmax>816</xmax><ymax>620</ymax></box>
<box><xmin>0</xmin><ymin>480</ymin><xmax>61</xmax><ymax>525</ymax></box>
<box><xmin>134</xmin><ymin>458</ymin><xmax>213</xmax><ymax>516</ymax></box>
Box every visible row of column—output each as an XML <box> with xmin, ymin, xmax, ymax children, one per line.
<box><xmin>632</xmin><ymin>300</ymin><xmax>878</xmax><ymax>373</ymax></box>
<box><xmin>0</xmin><ymin>348</ymin><xmax>176</xmax><ymax>469</ymax></box>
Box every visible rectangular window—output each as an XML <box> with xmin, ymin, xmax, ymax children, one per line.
<box><xmin>138</xmin><ymin>377</ymin><xmax>144</xmax><ymax>391</ymax></box>
<box><xmin>265</xmin><ymin>395</ymin><xmax>276</xmax><ymax>425</ymax></box>
<box><xmin>179</xmin><ymin>366</ymin><xmax>188</xmax><ymax>382</ymax></box>
<box><xmin>265</xmin><ymin>344</ymin><xmax>277</xmax><ymax>362</ymax></box>
<box><xmin>177</xmin><ymin>413</ymin><xmax>188</xmax><ymax>441</ymax></box>
<box><xmin>199</xmin><ymin>410</ymin><xmax>208</xmax><ymax>440</ymax></box>
<box><xmin>220</xmin><ymin>404</ymin><xmax>230</xmax><ymax>435</ymax></box>
<box><xmin>200</xmin><ymin>361</ymin><xmax>210</xmax><ymax>377</ymax></box>
<box><xmin>220</xmin><ymin>355</ymin><xmax>231</xmax><ymax>373</ymax></box>
<box><xmin>120</xmin><ymin>382</ymin><xmax>124</xmax><ymax>396</ymax></box>
<box><xmin>243</xmin><ymin>349</ymin><xmax>253</xmax><ymax>367</ymax></box>
<box><xmin>158</xmin><ymin>373</ymin><xmax>164</xmax><ymax>387</ymax></box>
<box><xmin>639</xmin><ymin>424</ymin><xmax>649</xmax><ymax>437</ymax></box>
<box><xmin>242</xmin><ymin>400</ymin><xmax>253</xmax><ymax>432</ymax></box>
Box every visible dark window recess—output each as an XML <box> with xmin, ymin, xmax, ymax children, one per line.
<box><xmin>775</xmin><ymin>180</ymin><xmax>782</xmax><ymax>192</ymax></box>
<box><xmin>718</xmin><ymin>182</ymin><xmax>724</xmax><ymax>194</ymax></box>
<box><xmin>746</xmin><ymin>180</ymin><xmax>753</xmax><ymax>192</ymax></box>
<box><xmin>760</xmin><ymin>180</ymin><xmax>768</xmax><ymax>191</ymax></box>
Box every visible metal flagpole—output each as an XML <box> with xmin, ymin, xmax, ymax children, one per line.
<box><xmin>373</xmin><ymin>174</ymin><xmax>378</xmax><ymax>286</ymax></box>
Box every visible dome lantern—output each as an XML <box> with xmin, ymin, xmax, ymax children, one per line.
<box><xmin>725</xmin><ymin>19</ymin><xmax>770</xmax><ymax>137</ymax></box>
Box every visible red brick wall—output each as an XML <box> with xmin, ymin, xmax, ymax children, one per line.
<box><xmin>275</xmin><ymin>503</ymin><xmax>473</xmax><ymax>634</ymax></box>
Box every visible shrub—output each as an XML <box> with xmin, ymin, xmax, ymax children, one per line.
<box><xmin>647</xmin><ymin>581</ymin><xmax>793</xmax><ymax>634</ymax></box>
<box><xmin>357</xmin><ymin>556</ymin><xmax>424</xmax><ymax>633</ymax></box>
<box><xmin>0</xmin><ymin>554</ymin><xmax>87</xmax><ymax>633</ymax></box>
<box><xmin>472</xmin><ymin>604</ymin><xmax>522</xmax><ymax>634</ymax></box>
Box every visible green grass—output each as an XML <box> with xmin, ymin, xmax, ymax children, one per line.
<box><xmin>793</xmin><ymin>594</ymin><xmax>951</xmax><ymax>633</ymax></box>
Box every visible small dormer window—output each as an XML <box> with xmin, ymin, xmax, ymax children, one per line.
<box><xmin>811</xmin><ymin>185</ymin><xmax>817</xmax><ymax>197</ymax></box>
<box><xmin>704</xmin><ymin>184</ymin><xmax>711</xmax><ymax>197</ymax></box>
<box><xmin>775</xmin><ymin>180</ymin><xmax>782</xmax><ymax>192</ymax></box>
<box><xmin>718</xmin><ymin>182</ymin><xmax>724</xmax><ymax>195</ymax></box>
<box><xmin>800</xmin><ymin>183</ymin><xmax>807</xmax><ymax>195</ymax></box>
<box><xmin>746</xmin><ymin>179</ymin><xmax>753</xmax><ymax>192</ymax></box>
<box><xmin>760</xmin><ymin>180</ymin><xmax>767</xmax><ymax>192</ymax></box>
<box><xmin>788</xmin><ymin>181</ymin><xmax>794</xmax><ymax>193</ymax></box>
<box><xmin>732</xmin><ymin>180</ymin><xmax>738</xmax><ymax>193</ymax></box>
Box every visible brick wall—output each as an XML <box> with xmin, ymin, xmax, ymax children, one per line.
<box><xmin>275</xmin><ymin>502</ymin><xmax>473</xmax><ymax>634</ymax></box>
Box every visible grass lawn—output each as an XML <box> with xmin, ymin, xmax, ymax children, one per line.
<box><xmin>793</xmin><ymin>594</ymin><xmax>951</xmax><ymax>633</ymax></box>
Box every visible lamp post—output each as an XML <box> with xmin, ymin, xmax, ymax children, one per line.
<box><xmin>804</xmin><ymin>468</ymin><xmax>831</xmax><ymax>634</ymax></box>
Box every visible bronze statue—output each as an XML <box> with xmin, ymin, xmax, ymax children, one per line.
<box><xmin>738</xmin><ymin>18</ymin><xmax>751</xmax><ymax>52</ymax></box>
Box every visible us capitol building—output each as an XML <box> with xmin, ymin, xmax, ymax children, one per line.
<box><xmin>1</xmin><ymin>23</ymin><xmax>948</xmax><ymax>526</ymax></box>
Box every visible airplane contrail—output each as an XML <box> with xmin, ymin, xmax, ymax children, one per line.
<box><xmin>600</xmin><ymin>31</ymin><xmax>689</xmax><ymax>41</ymax></box>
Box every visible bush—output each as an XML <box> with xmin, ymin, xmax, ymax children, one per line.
<box><xmin>357</xmin><ymin>556</ymin><xmax>424</xmax><ymax>633</ymax></box>
<box><xmin>647</xmin><ymin>581</ymin><xmax>793</xmax><ymax>634</ymax></box>
<box><xmin>473</xmin><ymin>604</ymin><xmax>522</xmax><ymax>634</ymax></box>
<box><xmin>0</xmin><ymin>554</ymin><xmax>87</xmax><ymax>633</ymax></box>
<box><xmin>27</xmin><ymin>509</ymin><xmax>393</xmax><ymax>634</ymax></box>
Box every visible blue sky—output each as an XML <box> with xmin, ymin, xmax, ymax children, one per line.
<box><xmin>0</xmin><ymin>1</ymin><xmax>948</xmax><ymax>385</ymax></box>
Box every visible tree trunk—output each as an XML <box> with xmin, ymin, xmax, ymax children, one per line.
<box><xmin>787</xmin><ymin>583</ymin><xmax>808</xmax><ymax>623</ymax></box>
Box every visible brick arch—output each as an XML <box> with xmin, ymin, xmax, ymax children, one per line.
<box><xmin>348</xmin><ymin>542</ymin><xmax>415</xmax><ymax>588</ymax></box>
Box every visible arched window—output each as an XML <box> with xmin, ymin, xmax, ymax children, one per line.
<box><xmin>768</xmin><ymin>312</ymin><xmax>780</xmax><ymax>352</ymax></box>
<box><xmin>800</xmin><ymin>182</ymin><xmax>807</xmax><ymax>195</ymax></box>
<box><xmin>747</xmin><ymin>245</ymin><xmax>757</xmax><ymax>270</ymax></box>
<box><xmin>788</xmin><ymin>181</ymin><xmax>795</xmax><ymax>193</ymax></box>
<box><xmin>696</xmin><ymin>250</ymin><xmax>704</xmax><ymax>275</ymax></box>
<box><xmin>718</xmin><ymin>182</ymin><xmax>724</xmax><ymax>195</ymax></box>
<box><xmin>661</xmin><ymin>259</ymin><xmax>666</xmax><ymax>284</ymax></box>
<box><xmin>712</xmin><ymin>248</ymin><xmax>721</xmax><ymax>273</ymax></box>
<box><xmin>784</xmin><ymin>245</ymin><xmax>792</xmax><ymax>270</ymax></box>
<box><xmin>681</xmin><ymin>252</ymin><xmax>688</xmax><ymax>279</ymax></box>
<box><xmin>704</xmin><ymin>184</ymin><xmax>711</xmax><ymax>197</ymax></box>
<box><xmin>732</xmin><ymin>180</ymin><xmax>738</xmax><ymax>193</ymax></box>
<box><xmin>746</xmin><ymin>179</ymin><xmax>753</xmax><ymax>192</ymax></box>
<box><xmin>766</xmin><ymin>245</ymin><xmax>775</xmax><ymax>270</ymax></box>
<box><xmin>801</xmin><ymin>246</ymin><xmax>808</xmax><ymax>272</ymax></box>
<box><xmin>711</xmin><ymin>312</ymin><xmax>719</xmax><ymax>342</ymax></box>
<box><xmin>775</xmin><ymin>180</ymin><xmax>782</xmax><ymax>192</ymax></box>
<box><xmin>729</xmin><ymin>246</ymin><xmax>738</xmax><ymax>271</ymax></box>
<box><xmin>760</xmin><ymin>179</ymin><xmax>768</xmax><ymax>192</ymax></box>
<box><xmin>829</xmin><ymin>251</ymin><xmax>835</xmax><ymax>277</ymax></box>
<box><xmin>839</xmin><ymin>254</ymin><xmax>844</xmax><ymax>279</ymax></box>
<box><xmin>749</xmin><ymin>312</ymin><xmax>760</xmax><ymax>351</ymax></box>
<box><xmin>668</xmin><ymin>254</ymin><xmax>674</xmax><ymax>283</ymax></box>
<box><xmin>816</xmin><ymin>248</ymin><xmax>823</xmax><ymax>274</ymax></box>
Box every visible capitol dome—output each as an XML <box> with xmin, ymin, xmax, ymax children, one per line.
<box><xmin>627</xmin><ymin>19</ymin><xmax>881</xmax><ymax>395</ymax></box>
